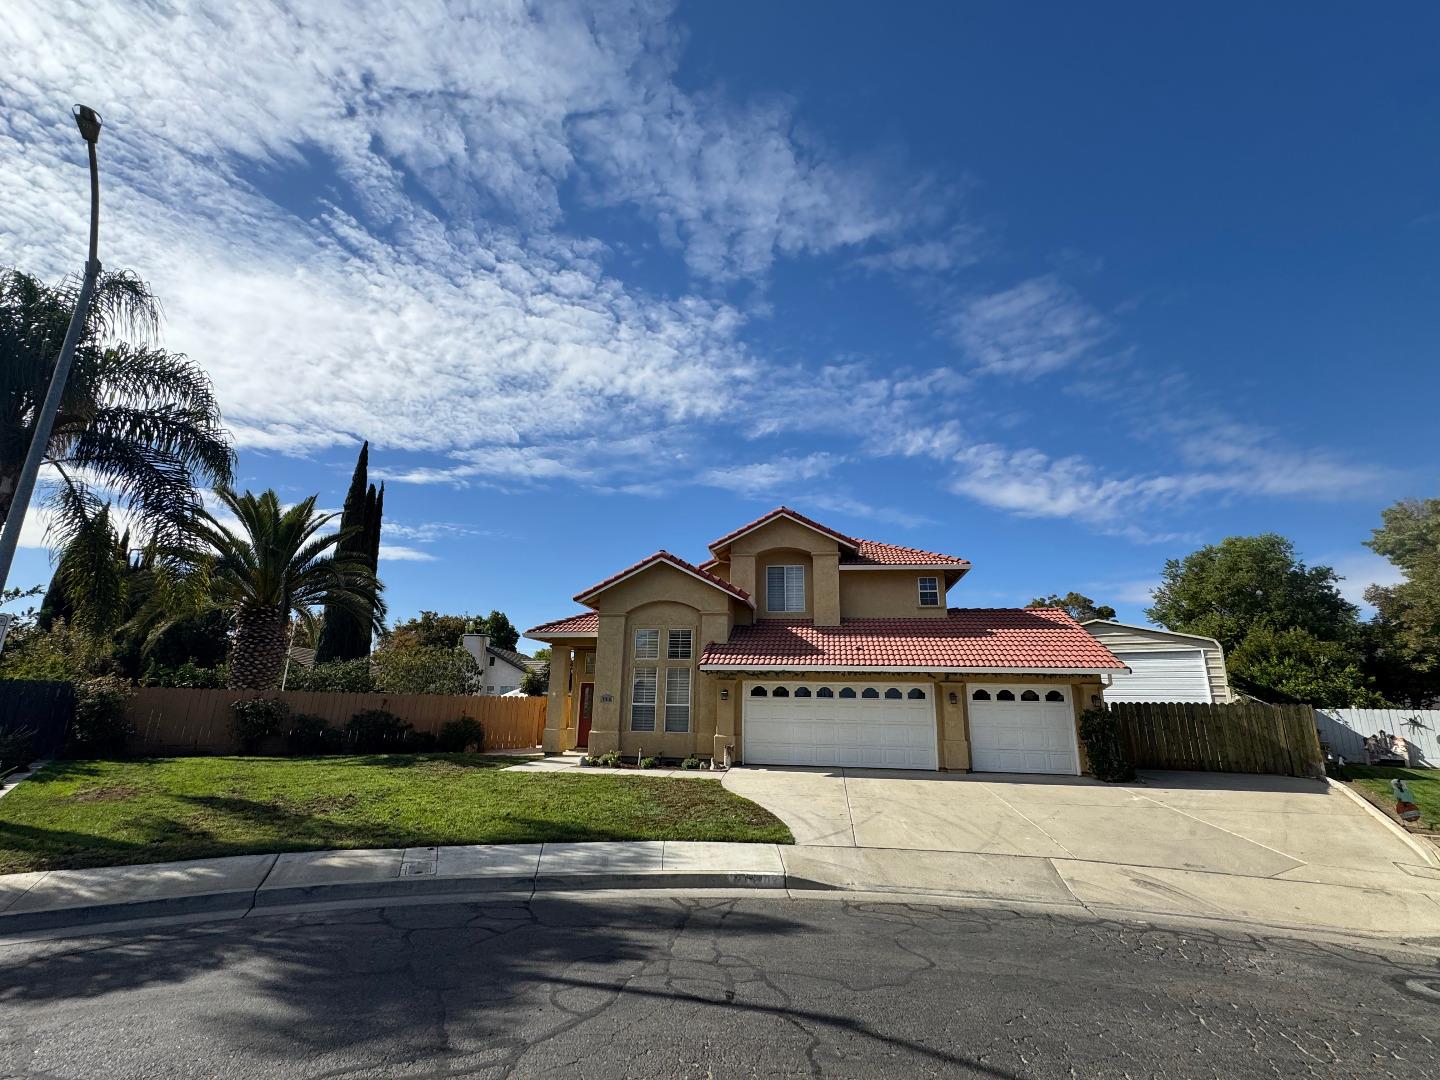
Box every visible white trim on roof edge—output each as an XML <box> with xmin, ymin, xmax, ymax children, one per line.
<box><xmin>699</xmin><ymin>664</ymin><xmax>1128</xmax><ymax>675</ymax></box>
<box><xmin>1080</xmin><ymin>619</ymin><xmax>1224</xmax><ymax>649</ymax></box>
<box><xmin>837</xmin><ymin>562</ymin><xmax>967</xmax><ymax>571</ymax></box>
<box><xmin>574</xmin><ymin>554</ymin><xmax>755</xmax><ymax>608</ymax></box>
<box><xmin>707</xmin><ymin>510</ymin><xmax>858</xmax><ymax>555</ymax></box>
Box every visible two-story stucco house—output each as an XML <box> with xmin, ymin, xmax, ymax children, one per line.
<box><xmin>526</xmin><ymin>507</ymin><xmax>1127</xmax><ymax>775</ymax></box>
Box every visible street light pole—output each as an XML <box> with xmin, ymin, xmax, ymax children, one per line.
<box><xmin>0</xmin><ymin>105</ymin><xmax>104</xmax><ymax>596</ymax></box>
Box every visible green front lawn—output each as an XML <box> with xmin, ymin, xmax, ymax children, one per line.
<box><xmin>1334</xmin><ymin>765</ymin><xmax>1440</xmax><ymax>831</ymax></box>
<box><xmin>0</xmin><ymin>754</ymin><xmax>794</xmax><ymax>873</ymax></box>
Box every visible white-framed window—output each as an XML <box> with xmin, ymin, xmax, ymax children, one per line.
<box><xmin>631</xmin><ymin>667</ymin><xmax>657</xmax><ymax>731</ymax></box>
<box><xmin>668</xmin><ymin>628</ymin><xmax>693</xmax><ymax>660</ymax></box>
<box><xmin>664</xmin><ymin>668</ymin><xmax>691</xmax><ymax>733</ymax></box>
<box><xmin>633</xmin><ymin>629</ymin><xmax>659</xmax><ymax>659</ymax></box>
<box><xmin>918</xmin><ymin>576</ymin><xmax>941</xmax><ymax>607</ymax></box>
<box><xmin>766</xmin><ymin>564</ymin><xmax>805</xmax><ymax>612</ymax></box>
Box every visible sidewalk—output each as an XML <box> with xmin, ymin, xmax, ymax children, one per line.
<box><xmin>3</xmin><ymin>837</ymin><xmax>1440</xmax><ymax>942</ymax></box>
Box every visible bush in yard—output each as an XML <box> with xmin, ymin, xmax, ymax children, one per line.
<box><xmin>436</xmin><ymin>716</ymin><xmax>484</xmax><ymax>752</ymax></box>
<box><xmin>680</xmin><ymin>756</ymin><xmax>705</xmax><ymax>770</ymax></box>
<box><xmin>285</xmin><ymin>713</ymin><xmax>341</xmax><ymax>756</ymax></box>
<box><xmin>284</xmin><ymin>657</ymin><xmax>374</xmax><ymax>693</ymax></box>
<box><xmin>67</xmin><ymin>675</ymin><xmax>135</xmax><ymax>756</ymax></box>
<box><xmin>1077</xmin><ymin>707</ymin><xmax>1135</xmax><ymax>783</ymax></box>
<box><xmin>588</xmin><ymin>750</ymin><xmax>622</xmax><ymax>768</ymax></box>
<box><xmin>231</xmin><ymin>698</ymin><xmax>290</xmax><ymax>754</ymax></box>
<box><xmin>638</xmin><ymin>756</ymin><xmax>660</xmax><ymax>769</ymax></box>
<box><xmin>142</xmin><ymin>659</ymin><xmax>229</xmax><ymax>689</ymax></box>
<box><xmin>0</xmin><ymin>726</ymin><xmax>37</xmax><ymax>772</ymax></box>
<box><xmin>345</xmin><ymin>709</ymin><xmax>413</xmax><ymax>753</ymax></box>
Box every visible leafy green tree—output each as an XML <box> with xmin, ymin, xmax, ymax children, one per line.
<box><xmin>1027</xmin><ymin>592</ymin><xmax>1116</xmax><ymax>622</ymax></box>
<box><xmin>1147</xmin><ymin>534</ymin><xmax>1358</xmax><ymax>653</ymax></box>
<box><xmin>1363</xmin><ymin>496</ymin><xmax>1440</xmax><ymax>704</ymax></box>
<box><xmin>187</xmin><ymin>488</ymin><xmax>385</xmax><ymax>690</ymax></box>
<box><xmin>371</xmin><ymin>644</ymin><xmax>480</xmax><ymax>695</ymax></box>
<box><xmin>0</xmin><ymin>619</ymin><xmax>113</xmax><ymax>681</ymax></box>
<box><xmin>1</xmin><ymin>268</ymin><xmax>233</xmax><ymax>550</ymax></box>
<box><xmin>479</xmin><ymin>610</ymin><xmax>520</xmax><ymax>652</ymax></box>
<box><xmin>315</xmin><ymin>442</ymin><xmax>384</xmax><ymax>663</ymax></box>
<box><xmin>285</xmin><ymin>657</ymin><xmax>374</xmax><ymax>693</ymax></box>
<box><xmin>1226</xmin><ymin>626</ymin><xmax>1382</xmax><ymax>707</ymax></box>
<box><xmin>387</xmin><ymin>611</ymin><xmax>471</xmax><ymax>650</ymax></box>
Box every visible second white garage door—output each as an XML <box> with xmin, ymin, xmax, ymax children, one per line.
<box><xmin>742</xmin><ymin>681</ymin><xmax>937</xmax><ymax>770</ymax></box>
<box><xmin>967</xmin><ymin>684</ymin><xmax>1079</xmax><ymax>775</ymax></box>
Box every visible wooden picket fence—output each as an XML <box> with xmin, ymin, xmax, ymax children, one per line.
<box><xmin>1110</xmin><ymin>701</ymin><xmax>1324</xmax><ymax>779</ymax></box>
<box><xmin>0</xmin><ymin>680</ymin><xmax>75</xmax><ymax>759</ymax></box>
<box><xmin>128</xmin><ymin>687</ymin><xmax>546</xmax><ymax>755</ymax></box>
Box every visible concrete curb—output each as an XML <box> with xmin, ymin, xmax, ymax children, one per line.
<box><xmin>1327</xmin><ymin>776</ymin><xmax>1440</xmax><ymax>869</ymax></box>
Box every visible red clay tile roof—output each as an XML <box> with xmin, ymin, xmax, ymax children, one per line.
<box><xmin>700</xmin><ymin>608</ymin><xmax>1127</xmax><ymax>671</ymax></box>
<box><xmin>842</xmin><ymin>539</ymin><xmax>971</xmax><ymax>568</ymax></box>
<box><xmin>573</xmin><ymin>551</ymin><xmax>753</xmax><ymax>607</ymax></box>
<box><xmin>525</xmin><ymin>612</ymin><xmax>599</xmax><ymax>637</ymax></box>
<box><xmin>706</xmin><ymin>506</ymin><xmax>859</xmax><ymax>554</ymax></box>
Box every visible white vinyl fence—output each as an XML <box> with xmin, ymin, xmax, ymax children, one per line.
<box><xmin>1314</xmin><ymin>708</ymin><xmax>1440</xmax><ymax>768</ymax></box>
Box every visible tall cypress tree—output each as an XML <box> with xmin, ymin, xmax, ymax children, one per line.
<box><xmin>315</xmin><ymin>442</ymin><xmax>383</xmax><ymax>662</ymax></box>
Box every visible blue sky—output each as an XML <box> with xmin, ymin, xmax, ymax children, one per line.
<box><xmin>3</xmin><ymin>2</ymin><xmax>1437</xmax><ymax>651</ymax></box>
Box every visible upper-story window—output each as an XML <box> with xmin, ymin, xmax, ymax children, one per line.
<box><xmin>634</xmin><ymin>629</ymin><xmax>659</xmax><ymax>659</ymax></box>
<box><xmin>766</xmin><ymin>565</ymin><xmax>805</xmax><ymax>612</ymax></box>
<box><xmin>667</xmin><ymin>629</ymin><xmax>693</xmax><ymax>660</ymax></box>
<box><xmin>918</xmin><ymin>576</ymin><xmax>941</xmax><ymax>607</ymax></box>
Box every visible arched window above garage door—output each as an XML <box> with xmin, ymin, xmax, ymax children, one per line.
<box><xmin>1021</xmin><ymin>690</ymin><xmax>1039</xmax><ymax>701</ymax></box>
<box><xmin>971</xmin><ymin>689</ymin><xmax>991</xmax><ymax>700</ymax></box>
<box><xmin>1045</xmin><ymin>690</ymin><xmax>1064</xmax><ymax>702</ymax></box>
<box><xmin>772</xmin><ymin>687</ymin><xmax>790</xmax><ymax>697</ymax></box>
<box><xmin>816</xmin><ymin>687</ymin><xmax>834</xmax><ymax>698</ymax></box>
<box><xmin>794</xmin><ymin>687</ymin><xmax>812</xmax><ymax>698</ymax></box>
<box><xmin>908</xmin><ymin>688</ymin><xmax>926</xmax><ymax>699</ymax></box>
<box><xmin>884</xmin><ymin>688</ymin><xmax>902</xmax><ymax>700</ymax></box>
<box><xmin>750</xmin><ymin>686</ymin><xmax>767</xmax><ymax>697</ymax></box>
<box><xmin>861</xmin><ymin>688</ymin><xmax>880</xmax><ymax>699</ymax></box>
<box><xmin>996</xmin><ymin>690</ymin><xmax>1015</xmax><ymax>701</ymax></box>
<box><xmin>839</xmin><ymin>688</ymin><xmax>856</xmax><ymax>698</ymax></box>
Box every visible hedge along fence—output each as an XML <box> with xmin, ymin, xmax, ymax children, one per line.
<box><xmin>128</xmin><ymin>687</ymin><xmax>546</xmax><ymax>755</ymax></box>
<box><xmin>1109</xmin><ymin>701</ymin><xmax>1325</xmax><ymax>779</ymax></box>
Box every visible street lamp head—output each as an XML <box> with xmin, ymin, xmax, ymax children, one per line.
<box><xmin>72</xmin><ymin>104</ymin><xmax>102</xmax><ymax>144</ymax></box>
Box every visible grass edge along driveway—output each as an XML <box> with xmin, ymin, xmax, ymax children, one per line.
<box><xmin>0</xmin><ymin>754</ymin><xmax>794</xmax><ymax>874</ymax></box>
<box><xmin>1335</xmin><ymin>764</ymin><xmax>1440</xmax><ymax>832</ymax></box>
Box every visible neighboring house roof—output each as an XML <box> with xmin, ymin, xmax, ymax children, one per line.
<box><xmin>486</xmin><ymin>644</ymin><xmax>535</xmax><ymax>671</ymax></box>
<box><xmin>287</xmin><ymin>646</ymin><xmax>317</xmax><ymax>670</ymax></box>
<box><xmin>1079</xmin><ymin>619</ymin><xmax>1224</xmax><ymax>649</ymax></box>
<box><xmin>706</xmin><ymin>506</ymin><xmax>859</xmax><ymax>555</ymax></box>
<box><xmin>525</xmin><ymin>612</ymin><xmax>599</xmax><ymax>637</ymax></box>
<box><xmin>573</xmin><ymin>550</ymin><xmax>753</xmax><ymax>608</ymax></box>
<box><xmin>700</xmin><ymin>608</ymin><xmax>1129</xmax><ymax>672</ymax></box>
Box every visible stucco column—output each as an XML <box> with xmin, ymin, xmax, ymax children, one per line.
<box><xmin>729</xmin><ymin>553</ymin><xmax>757</xmax><ymax>601</ymax></box>
<box><xmin>938</xmin><ymin>678</ymin><xmax>970</xmax><ymax>770</ymax></box>
<box><xmin>586</xmin><ymin>613</ymin><xmax>626</xmax><ymax>755</ymax></box>
<box><xmin>542</xmin><ymin>648</ymin><xmax>572</xmax><ymax>753</ymax></box>
<box><xmin>713</xmin><ymin>677</ymin><xmax>737</xmax><ymax>763</ymax></box>
<box><xmin>812</xmin><ymin>551</ymin><xmax>840</xmax><ymax>625</ymax></box>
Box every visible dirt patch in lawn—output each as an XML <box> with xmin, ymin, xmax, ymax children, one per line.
<box><xmin>302</xmin><ymin>793</ymin><xmax>362</xmax><ymax>814</ymax></box>
<box><xmin>67</xmin><ymin>785</ymin><xmax>140</xmax><ymax>803</ymax></box>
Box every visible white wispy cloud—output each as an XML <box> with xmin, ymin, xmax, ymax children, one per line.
<box><xmin>696</xmin><ymin>453</ymin><xmax>840</xmax><ymax>495</ymax></box>
<box><xmin>948</xmin><ymin>275</ymin><xmax>1111</xmax><ymax>379</ymax></box>
<box><xmin>378</xmin><ymin>544</ymin><xmax>438</xmax><ymax>563</ymax></box>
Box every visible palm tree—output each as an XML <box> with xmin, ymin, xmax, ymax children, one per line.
<box><xmin>190</xmin><ymin>489</ymin><xmax>385</xmax><ymax>689</ymax></box>
<box><xmin>1</xmin><ymin>267</ymin><xmax>234</xmax><ymax>550</ymax></box>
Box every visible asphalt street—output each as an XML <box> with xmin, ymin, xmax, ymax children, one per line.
<box><xmin>1</xmin><ymin>894</ymin><xmax>1437</xmax><ymax>1078</ymax></box>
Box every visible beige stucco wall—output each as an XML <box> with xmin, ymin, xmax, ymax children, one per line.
<box><xmin>1085</xmin><ymin>622</ymin><xmax>1233</xmax><ymax>703</ymax></box>
<box><xmin>838</xmin><ymin>569</ymin><xmax>949</xmax><ymax>619</ymax></box>
<box><xmin>729</xmin><ymin>519</ymin><xmax>842</xmax><ymax>625</ymax></box>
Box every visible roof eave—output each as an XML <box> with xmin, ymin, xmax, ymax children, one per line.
<box><xmin>697</xmin><ymin>663</ymin><xmax>1127</xmax><ymax>675</ymax></box>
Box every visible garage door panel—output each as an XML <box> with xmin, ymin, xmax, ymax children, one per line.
<box><xmin>744</xmin><ymin>682</ymin><xmax>937</xmax><ymax>770</ymax></box>
<box><xmin>968</xmin><ymin>686</ymin><xmax>1079</xmax><ymax>775</ymax></box>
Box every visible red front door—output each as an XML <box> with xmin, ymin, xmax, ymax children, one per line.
<box><xmin>577</xmin><ymin>683</ymin><xmax>594</xmax><ymax>747</ymax></box>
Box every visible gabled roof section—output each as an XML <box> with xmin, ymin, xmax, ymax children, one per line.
<box><xmin>487</xmin><ymin>644</ymin><xmax>535</xmax><ymax>670</ymax></box>
<box><xmin>573</xmin><ymin>551</ymin><xmax>753</xmax><ymax>608</ymax></box>
<box><xmin>700</xmin><ymin>607</ymin><xmax>1128</xmax><ymax>672</ymax></box>
<box><xmin>706</xmin><ymin>506</ymin><xmax>859</xmax><ymax>556</ymax></box>
<box><xmin>842</xmin><ymin>539</ymin><xmax>971</xmax><ymax>569</ymax></box>
<box><xmin>525</xmin><ymin>612</ymin><xmax>598</xmax><ymax>638</ymax></box>
<box><xmin>1080</xmin><ymin>619</ymin><xmax>1224</xmax><ymax>650</ymax></box>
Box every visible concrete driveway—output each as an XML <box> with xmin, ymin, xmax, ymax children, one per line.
<box><xmin>722</xmin><ymin>766</ymin><xmax>1436</xmax><ymax>892</ymax></box>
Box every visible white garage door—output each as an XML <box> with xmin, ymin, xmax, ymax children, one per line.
<box><xmin>743</xmin><ymin>681</ymin><xmax>937</xmax><ymax>770</ymax></box>
<box><xmin>968</xmin><ymin>684</ymin><xmax>1079</xmax><ymax>775</ymax></box>
<box><xmin>1104</xmin><ymin>649</ymin><xmax>1211</xmax><ymax>703</ymax></box>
